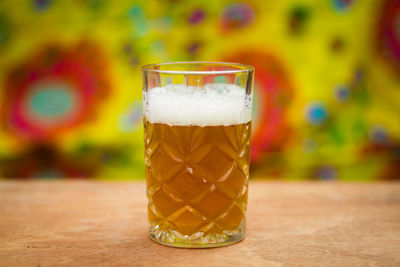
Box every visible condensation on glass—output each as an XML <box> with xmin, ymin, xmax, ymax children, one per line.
<box><xmin>142</xmin><ymin>62</ymin><xmax>254</xmax><ymax>248</ymax></box>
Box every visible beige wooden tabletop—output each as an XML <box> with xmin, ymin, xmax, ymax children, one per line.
<box><xmin>0</xmin><ymin>181</ymin><xmax>399</xmax><ymax>266</ymax></box>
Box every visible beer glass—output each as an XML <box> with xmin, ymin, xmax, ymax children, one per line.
<box><xmin>142</xmin><ymin>62</ymin><xmax>254</xmax><ymax>248</ymax></box>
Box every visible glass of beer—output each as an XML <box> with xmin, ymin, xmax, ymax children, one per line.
<box><xmin>142</xmin><ymin>62</ymin><xmax>254</xmax><ymax>248</ymax></box>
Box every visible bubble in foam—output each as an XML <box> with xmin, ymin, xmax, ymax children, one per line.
<box><xmin>143</xmin><ymin>83</ymin><xmax>252</xmax><ymax>126</ymax></box>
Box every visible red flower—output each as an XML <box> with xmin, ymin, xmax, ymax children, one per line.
<box><xmin>2</xmin><ymin>41</ymin><xmax>111</xmax><ymax>141</ymax></box>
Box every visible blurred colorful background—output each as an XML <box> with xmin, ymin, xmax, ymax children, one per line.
<box><xmin>0</xmin><ymin>0</ymin><xmax>399</xmax><ymax>180</ymax></box>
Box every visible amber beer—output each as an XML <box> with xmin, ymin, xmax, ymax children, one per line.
<box><xmin>142</xmin><ymin>62</ymin><xmax>253</xmax><ymax>247</ymax></box>
<box><xmin>144</xmin><ymin>119</ymin><xmax>251</xmax><ymax>245</ymax></box>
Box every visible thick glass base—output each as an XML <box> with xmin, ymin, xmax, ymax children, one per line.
<box><xmin>148</xmin><ymin>224</ymin><xmax>245</xmax><ymax>248</ymax></box>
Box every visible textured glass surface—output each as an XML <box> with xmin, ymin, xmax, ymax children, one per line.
<box><xmin>144</xmin><ymin>121</ymin><xmax>251</xmax><ymax>247</ymax></box>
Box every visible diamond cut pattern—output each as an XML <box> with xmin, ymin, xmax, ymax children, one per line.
<box><xmin>194</xmin><ymin>146</ymin><xmax>233</xmax><ymax>182</ymax></box>
<box><xmin>152</xmin><ymin>185</ymin><xmax>185</xmax><ymax>217</ymax></box>
<box><xmin>168</xmin><ymin>169</ymin><xmax>210</xmax><ymax>201</ymax></box>
<box><xmin>190</xmin><ymin>185</ymin><xmax>232</xmax><ymax>218</ymax></box>
<box><xmin>169</xmin><ymin>206</ymin><xmax>208</xmax><ymax>235</ymax></box>
<box><xmin>216</xmin><ymin>163</ymin><xmax>247</xmax><ymax>199</ymax></box>
<box><xmin>215</xmin><ymin>203</ymin><xmax>245</xmax><ymax>231</ymax></box>
<box><xmin>150</xmin><ymin>145</ymin><xmax>183</xmax><ymax>182</ymax></box>
<box><xmin>144</xmin><ymin>120</ymin><xmax>251</xmax><ymax>236</ymax></box>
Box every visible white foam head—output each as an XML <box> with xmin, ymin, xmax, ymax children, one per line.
<box><xmin>143</xmin><ymin>83</ymin><xmax>252</xmax><ymax>126</ymax></box>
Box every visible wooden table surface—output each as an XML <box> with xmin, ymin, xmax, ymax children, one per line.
<box><xmin>0</xmin><ymin>181</ymin><xmax>399</xmax><ymax>266</ymax></box>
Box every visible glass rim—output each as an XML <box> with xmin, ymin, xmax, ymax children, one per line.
<box><xmin>142</xmin><ymin>61</ymin><xmax>254</xmax><ymax>75</ymax></box>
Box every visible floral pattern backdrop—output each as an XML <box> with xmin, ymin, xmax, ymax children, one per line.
<box><xmin>0</xmin><ymin>0</ymin><xmax>399</xmax><ymax>180</ymax></box>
